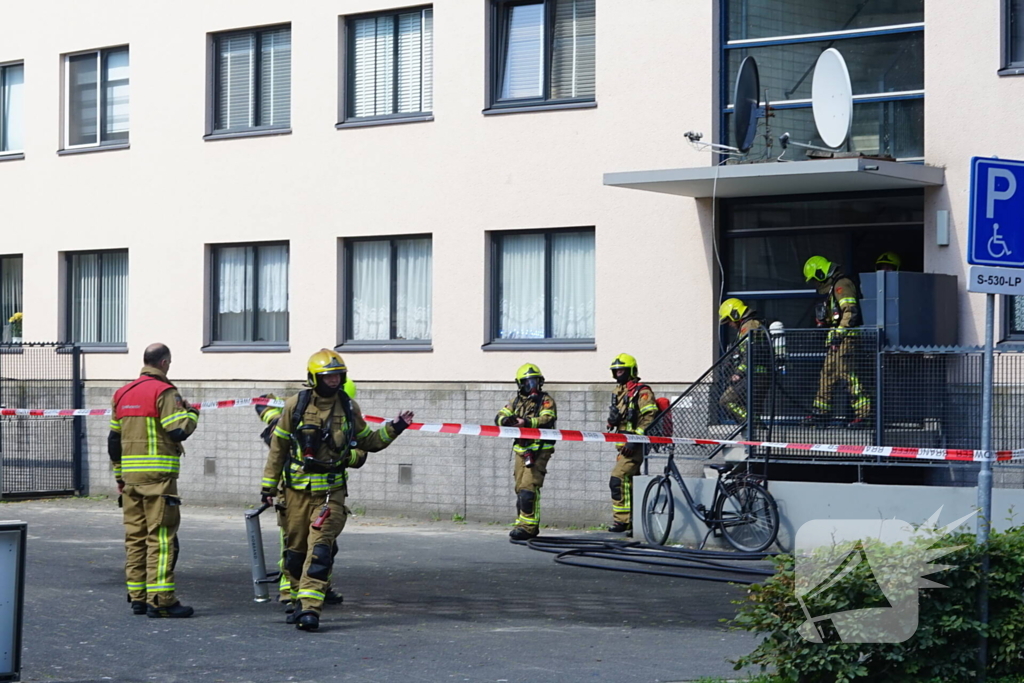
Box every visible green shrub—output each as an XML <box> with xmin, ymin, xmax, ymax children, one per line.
<box><xmin>732</xmin><ymin>526</ymin><xmax>1024</xmax><ymax>682</ymax></box>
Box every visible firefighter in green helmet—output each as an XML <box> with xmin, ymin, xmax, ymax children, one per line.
<box><xmin>606</xmin><ymin>354</ymin><xmax>659</xmax><ymax>533</ymax></box>
<box><xmin>496</xmin><ymin>363</ymin><xmax>557</xmax><ymax>541</ymax></box>
<box><xmin>803</xmin><ymin>256</ymin><xmax>870</xmax><ymax>427</ymax></box>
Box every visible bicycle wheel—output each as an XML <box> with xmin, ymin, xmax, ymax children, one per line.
<box><xmin>641</xmin><ymin>476</ymin><xmax>675</xmax><ymax>546</ymax></box>
<box><xmin>714</xmin><ymin>479</ymin><xmax>779</xmax><ymax>553</ymax></box>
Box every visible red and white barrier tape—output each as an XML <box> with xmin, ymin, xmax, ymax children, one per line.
<box><xmin>3</xmin><ymin>396</ymin><xmax>1021</xmax><ymax>463</ymax></box>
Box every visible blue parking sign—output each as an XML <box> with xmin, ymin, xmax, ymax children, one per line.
<box><xmin>969</xmin><ymin>157</ymin><xmax>1024</xmax><ymax>268</ymax></box>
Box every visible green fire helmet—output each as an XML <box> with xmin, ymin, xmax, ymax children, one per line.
<box><xmin>609</xmin><ymin>353</ymin><xmax>639</xmax><ymax>379</ymax></box>
<box><xmin>803</xmin><ymin>255</ymin><xmax>834</xmax><ymax>282</ymax></box>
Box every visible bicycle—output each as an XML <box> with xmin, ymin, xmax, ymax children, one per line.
<box><xmin>640</xmin><ymin>451</ymin><xmax>779</xmax><ymax>552</ymax></box>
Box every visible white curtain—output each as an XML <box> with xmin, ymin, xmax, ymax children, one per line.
<box><xmin>103</xmin><ymin>48</ymin><xmax>130</xmax><ymax>142</ymax></box>
<box><xmin>352</xmin><ymin>241</ymin><xmax>391</xmax><ymax>340</ymax></box>
<box><xmin>71</xmin><ymin>251</ymin><xmax>127</xmax><ymax>344</ymax></box>
<box><xmin>216</xmin><ymin>246</ymin><xmax>254</xmax><ymax>341</ymax></box>
<box><xmin>1</xmin><ymin>256</ymin><xmax>22</xmax><ymax>340</ymax></box>
<box><xmin>396</xmin><ymin>238</ymin><xmax>431</xmax><ymax>340</ymax></box>
<box><xmin>551</xmin><ymin>231</ymin><xmax>595</xmax><ymax>338</ymax></box>
<box><xmin>499</xmin><ymin>234</ymin><xmax>545</xmax><ymax>339</ymax></box>
<box><xmin>551</xmin><ymin>0</ymin><xmax>596</xmax><ymax>99</ymax></box>
<box><xmin>256</xmin><ymin>244</ymin><xmax>288</xmax><ymax>342</ymax></box>
<box><xmin>501</xmin><ymin>3</ymin><xmax>544</xmax><ymax>100</ymax></box>
<box><xmin>68</xmin><ymin>53</ymin><xmax>98</xmax><ymax>146</ymax></box>
<box><xmin>259</xmin><ymin>27</ymin><xmax>291</xmax><ymax>127</ymax></box>
<box><xmin>217</xmin><ymin>33</ymin><xmax>254</xmax><ymax>130</ymax></box>
<box><xmin>2</xmin><ymin>63</ymin><xmax>24</xmax><ymax>152</ymax></box>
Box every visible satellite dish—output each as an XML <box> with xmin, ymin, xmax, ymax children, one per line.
<box><xmin>811</xmin><ymin>48</ymin><xmax>853</xmax><ymax>149</ymax></box>
<box><xmin>733</xmin><ymin>56</ymin><xmax>761</xmax><ymax>153</ymax></box>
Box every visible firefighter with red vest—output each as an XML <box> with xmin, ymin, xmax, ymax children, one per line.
<box><xmin>108</xmin><ymin>343</ymin><xmax>199</xmax><ymax>618</ymax></box>
<box><xmin>606</xmin><ymin>354</ymin><xmax>659</xmax><ymax>533</ymax></box>
<box><xmin>495</xmin><ymin>363</ymin><xmax>557</xmax><ymax>541</ymax></box>
<box><xmin>260</xmin><ymin>349</ymin><xmax>414</xmax><ymax>631</ymax></box>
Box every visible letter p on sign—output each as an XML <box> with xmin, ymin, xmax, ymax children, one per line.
<box><xmin>987</xmin><ymin>168</ymin><xmax>1017</xmax><ymax>218</ymax></box>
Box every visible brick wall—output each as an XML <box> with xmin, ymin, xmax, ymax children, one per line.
<box><xmin>84</xmin><ymin>380</ymin><xmax>692</xmax><ymax>526</ymax></box>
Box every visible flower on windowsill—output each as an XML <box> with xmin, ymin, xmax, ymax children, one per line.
<box><xmin>8</xmin><ymin>311</ymin><xmax>22</xmax><ymax>337</ymax></box>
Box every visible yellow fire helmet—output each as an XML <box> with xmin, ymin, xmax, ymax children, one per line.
<box><xmin>516</xmin><ymin>363</ymin><xmax>544</xmax><ymax>382</ymax></box>
<box><xmin>610</xmin><ymin>353</ymin><xmax>639</xmax><ymax>379</ymax></box>
<box><xmin>344</xmin><ymin>377</ymin><xmax>357</xmax><ymax>399</ymax></box>
<box><xmin>875</xmin><ymin>251</ymin><xmax>902</xmax><ymax>271</ymax></box>
<box><xmin>718</xmin><ymin>298</ymin><xmax>749</xmax><ymax>324</ymax></box>
<box><xmin>306</xmin><ymin>349</ymin><xmax>347</xmax><ymax>389</ymax></box>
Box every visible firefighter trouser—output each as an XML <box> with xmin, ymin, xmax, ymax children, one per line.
<box><xmin>610</xmin><ymin>446</ymin><xmax>644</xmax><ymax>525</ymax></box>
<box><xmin>813</xmin><ymin>338</ymin><xmax>870</xmax><ymax>419</ymax></box>
<box><xmin>122</xmin><ymin>478</ymin><xmax>181</xmax><ymax>608</ymax></box>
<box><xmin>719</xmin><ymin>375</ymin><xmax>769</xmax><ymax>423</ymax></box>
<box><xmin>281</xmin><ymin>487</ymin><xmax>349</xmax><ymax>616</ymax></box>
<box><xmin>513</xmin><ymin>449</ymin><xmax>552</xmax><ymax>532</ymax></box>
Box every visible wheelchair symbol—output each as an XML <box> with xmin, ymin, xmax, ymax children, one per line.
<box><xmin>989</xmin><ymin>223</ymin><xmax>1013</xmax><ymax>258</ymax></box>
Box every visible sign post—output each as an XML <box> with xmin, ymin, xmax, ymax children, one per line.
<box><xmin>967</xmin><ymin>156</ymin><xmax>1024</xmax><ymax>682</ymax></box>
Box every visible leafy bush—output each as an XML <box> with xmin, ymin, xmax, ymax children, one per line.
<box><xmin>732</xmin><ymin>525</ymin><xmax>1024</xmax><ymax>682</ymax></box>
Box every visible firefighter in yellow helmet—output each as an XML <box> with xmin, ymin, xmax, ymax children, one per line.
<box><xmin>606</xmin><ymin>354</ymin><xmax>659</xmax><ymax>533</ymax></box>
<box><xmin>496</xmin><ymin>363</ymin><xmax>557</xmax><ymax>541</ymax></box>
<box><xmin>260</xmin><ymin>349</ymin><xmax>414</xmax><ymax>631</ymax></box>
<box><xmin>717</xmin><ymin>298</ymin><xmax>766</xmax><ymax>423</ymax></box>
<box><xmin>803</xmin><ymin>256</ymin><xmax>870</xmax><ymax>427</ymax></box>
<box><xmin>875</xmin><ymin>251</ymin><xmax>901</xmax><ymax>272</ymax></box>
<box><xmin>254</xmin><ymin>377</ymin><xmax>361</xmax><ymax>613</ymax></box>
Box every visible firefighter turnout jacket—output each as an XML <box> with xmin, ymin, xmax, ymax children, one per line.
<box><xmin>109</xmin><ymin>367</ymin><xmax>199</xmax><ymax>484</ymax></box>
<box><xmin>609</xmin><ymin>381</ymin><xmax>659</xmax><ymax>436</ymax></box>
<box><xmin>495</xmin><ymin>392</ymin><xmax>557</xmax><ymax>457</ymax></box>
<box><xmin>261</xmin><ymin>392</ymin><xmax>395</xmax><ymax>495</ymax></box>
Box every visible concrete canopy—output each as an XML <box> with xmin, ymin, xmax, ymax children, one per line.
<box><xmin>603</xmin><ymin>158</ymin><xmax>945</xmax><ymax>198</ymax></box>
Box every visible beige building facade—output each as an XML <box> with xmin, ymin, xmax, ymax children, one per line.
<box><xmin>2</xmin><ymin>1</ymin><xmax>1024</xmax><ymax>520</ymax></box>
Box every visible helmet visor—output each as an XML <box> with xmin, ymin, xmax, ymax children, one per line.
<box><xmin>521</xmin><ymin>377</ymin><xmax>541</xmax><ymax>394</ymax></box>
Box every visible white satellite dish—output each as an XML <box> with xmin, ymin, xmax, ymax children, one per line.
<box><xmin>811</xmin><ymin>48</ymin><xmax>853</xmax><ymax>149</ymax></box>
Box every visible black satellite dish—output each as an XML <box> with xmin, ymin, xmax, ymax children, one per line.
<box><xmin>732</xmin><ymin>56</ymin><xmax>761</xmax><ymax>154</ymax></box>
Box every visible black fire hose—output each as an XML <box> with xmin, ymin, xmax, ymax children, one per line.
<box><xmin>512</xmin><ymin>536</ymin><xmax>777</xmax><ymax>585</ymax></box>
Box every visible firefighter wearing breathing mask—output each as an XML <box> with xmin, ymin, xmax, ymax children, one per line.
<box><xmin>606</xmin><ymin>354</ymin><xmax>659</xmax><ymax>534</ymax></box>
<box><xmin>495</xmin><ymin>363</ymin><xmax>557</xmax><ymax>541</ymax></box>
<box><xmin>254</xmin><ymin>376</ymin><xmax>360</xmax><ymax>612</ymax></box>
<box><xmin>259</xmin><ymin>350</ymin><xmax>414</xmax><ymax>631</ymax></box>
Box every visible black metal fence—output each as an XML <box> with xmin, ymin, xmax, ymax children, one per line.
<box><xmin>0</xmin><ymin>343</ymin><xmax>82</xmax><ymax>497</ymax></box>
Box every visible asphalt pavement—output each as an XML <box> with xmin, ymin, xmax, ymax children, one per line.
<box><xmin>2</xmin><ymin>498</ymin><xmax>758</xmax><ymax>683</ymax></box>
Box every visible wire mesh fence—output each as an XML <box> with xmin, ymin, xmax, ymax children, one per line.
<box><xmin>0</xmin><ymin>343</ymin><xmax>81</xmax><ymax>497</ymax></box>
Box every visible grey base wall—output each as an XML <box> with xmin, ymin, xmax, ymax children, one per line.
<box><xmin>634</xmin><ymin>474</ymin><xmax>1024</xmax><ymax>552</ymax></box>
<box><xmin>84</xmin><ymin>380</ymin><xmax>690</xmax><ymax>526</ymax></box>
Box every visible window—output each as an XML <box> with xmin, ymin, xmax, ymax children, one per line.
<box><xmin>1005</xmin><ymin>296</ymin><xmax>1024</xmax><ymax>339</ymax></box>
<box><xmin>345</xmin><ymin>7</ymin><xmax>433</xmax><ymax>122</ymax></box>
<box><xmin>344</xmin><ymin>236</ymin><xmax>432</xmax><ymax>343</ymax></box>
<box><xmin>67</xmin><ymin>250</ymin><xmax>128</xmax><ymax>345</ymax></box>
<box><xmin>211</xmin><ymin>25</ymin><xmax>291</xmax><ymax>135</ymax></box>
<box><xmin>210</xmin><ymin>243</ymin><xmax>289</xmax><ymax>344</ymax></box>
<box><xmin>723</xmin><ymin>0</ymin><xmax>924</xmax><ymax>159</ymax></box>
<box><xmin>64</xmin><ymin>47</ymin><xmax>129</xmax><ymax>149</ymax></box>
<box><xmin>1</xmin><ymin>255</ymin><xmax>22</xmax><ymax>342</ymax></box>
<box><xmin>1006</xmin><ymin>0</ymin><xmax>1024</xmax><ymax>69</ymax></box>
<box><xmin>1</xmin><ymin>63</ymin><xmax>24</xmax><ymax>154</ymax></box>
<box><xmin>489</xmin><ymin>0</ymin><xmax>595</xmax><ymax>109</ymax></box>
<box><xmin>490</xmin><ymin>229</ymin><xmax>594</xmax><ymax>341</ymax></box>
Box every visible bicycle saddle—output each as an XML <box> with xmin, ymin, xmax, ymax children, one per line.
<box><xmin>708</xmin><ymin>463</ymin><xmax>734</xmax><ymax>473</ymax></box>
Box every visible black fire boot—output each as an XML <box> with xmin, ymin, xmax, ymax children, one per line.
<box><xmin>296</xmin><ymin>611</ymin><xmax>320</xmax><ymax>631</ymax></box>
<box><xmin>146</xmin><ymin>602</ymin><xmax>194</xmax><ymax>618</ymax></box>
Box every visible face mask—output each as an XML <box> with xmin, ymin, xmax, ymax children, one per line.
<box><xmin>313</xmin><ymin>373</ymin><xmax>344</xmax><ymax>398</ymax></box>
<box><xmin>520</xmin><ymin>378</ymin><xmax>541</xmax><ymax>395</ymax></box>
<box><xmin>613</xmin><ymin>369</ymin><xmax>630</xmax><ymax>385</ymax></box>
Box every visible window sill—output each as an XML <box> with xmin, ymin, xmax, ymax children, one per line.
<box><xmin>57</xmin><ymin>143</ymin><xmax>130</xmax><ymax>157</ymax></box>
<box><xmin>336</xmin><ymin>115</ymin><xmax>434</xmax><ymax>130</ymax></box>
<box><xmin>482</xmin><ymin>100</ymin><xmax>597</xmax><ymax>116</ymax></box>
<box><xmin>482</xmin><ymin>340</ymin><xmax>596</xmax><ymax>351</ymax></box>
<box><xmin>78</xmin><ymin>345</ymin><xmax>129</xmax><ymax>354</ymax></box>
<box><xmin>201</xmin><ymin>343</ymin><xmax>290</xmax><ymax>353</ymax></box>
<box><xmin>336</xmin><ymin>341</ymin><xmax>433</xmax><ymax>353</ymax></box>
<box><xmin>0</xmin><ymin>152</ymin><xmax>25</xmax><ymax>162</ymax></box>
<box><xmin>998</xmin><ymin>66</ymin><xmax>1024</xmax><ymax>76</ymax></box>
<box><xmin>203</xmin><ymin>128</ymin><xmax>292</xmax><ymax>142</ymax></box>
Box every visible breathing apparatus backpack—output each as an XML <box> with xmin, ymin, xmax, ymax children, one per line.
<box><xmin>291</xmin><ymin>389</ymin><xmax>358</xmax><ymax>475</ymax></box>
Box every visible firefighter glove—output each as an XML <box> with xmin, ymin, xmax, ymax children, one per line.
<box><xmin>260</xmin><ymin>487</ymin><xmax>276</xmax><ymax>506</ymax></box>
<box><xmin>391</xmin><ymin>411</ymin><xmax>415</xmax><ymax>435</ymax></box>
<box><xmin>500</xmin><ymin>415</ymin><xmax>517</xmax><ymax>427</ymax></box>
<box><xmin>608</xmin><ymin>403</ymin><xmax>622</xmax><ymax>427</ymax></box>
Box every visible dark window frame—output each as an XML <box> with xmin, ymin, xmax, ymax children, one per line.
<box><xmin>0</xmin><ymin>254</ymin><xmax>23</xmax><ymax>331</ymax></box>
<box><xmin>63</xmin><ymin>46</ymin><xmax>130</xmax><ymax>150</ymax></box>
<box><xmin>65</xmin><ymin>248</ymin><xmax>128</xmax><ymax>347</ymax></box>
<box><xmin>209</xmin><ymin>241</ymin><xmax>290</xmax><ymax>346</ymax></box>
<box><xmin>341</xmin><ymin>234</ymin><xmax>432</xmax><ymax>345</ymax></box>
<box><xmin>0</xmin><ymin>62</ymin><xmax>24</xmax><ymax>154</ymax></box>
<box><xmin>1002</xmin><ymin>296</ymin><xmax>1024</xmax><ymax>340</ymax></box>
<box><xmin>488</xmin><ymin>226</ymin><xmax>595</xmax><ymax>344</ymax></box>
<box><xmin>487</xmin><ymin>0</ymin><xmax>595</xmax><ymax>111</ymax></box>
<box><xmin>342</xmin><ymin>6</ymin><xmax>433</xmax><ymax>125</ymax></box>
<box><xmin>1003</xmin><ymin>0</ymin><xmax>1024</xmax><ymax>72</ymax></box>
<box><xmin>210</xmin><ymin>24</ymin><xmax>291</xmax><ymax>135</ymax></box>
